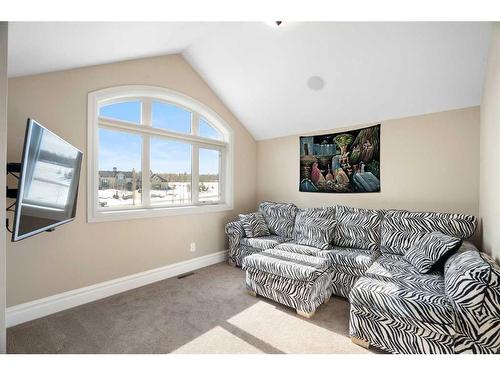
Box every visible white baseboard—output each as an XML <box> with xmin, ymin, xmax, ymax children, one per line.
<box><xmin>6</xmin><ymin>250</ymin><xmax>228</xmax><ymax>328</ymax></box>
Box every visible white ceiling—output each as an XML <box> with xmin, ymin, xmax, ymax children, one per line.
<box><xmin>8</xmin><ymin>22</ymin><xmax>492</xmax><ymax>140</ymax></box>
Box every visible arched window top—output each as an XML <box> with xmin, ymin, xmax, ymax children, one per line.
<box><xmin>199</xmin><ymin>117</ymin><xmax>223</xmax><ymax>141</ymax></box>
<box><xmin>91</xmin><ymin>85</ymin><xmax>232</xmax><ymax>142</ymax></box>
<box><xmin>87</xmin><ymin>85</ymin><xmax>234</xmax><ymax>222</ymax></box>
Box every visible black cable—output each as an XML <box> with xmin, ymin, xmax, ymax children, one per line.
<box><xmin>5</xmin><ymin>218</ymin><xmax>13</xmax><ymax>234</ymax></box>
<box><xmin>7</xmin><ymin>201</ymin><xmax>16</xmax><ymax>211</ymax></box>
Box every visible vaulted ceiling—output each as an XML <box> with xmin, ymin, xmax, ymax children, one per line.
<box><xmin>8</xmin><ymin>22</ymin><xmax>492</xmax><ymax>139</ymax></box>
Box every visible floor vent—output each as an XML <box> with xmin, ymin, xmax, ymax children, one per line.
<box><xmin>177</xmin><ymin>272</ymin><xmax>195</xmax><ymax>279</ymax></box>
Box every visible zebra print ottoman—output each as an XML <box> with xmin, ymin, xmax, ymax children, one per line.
<box><xmin>242</xmin><ymin>249</ymin><xmax>334</xmax><ymax>318</ymax></box>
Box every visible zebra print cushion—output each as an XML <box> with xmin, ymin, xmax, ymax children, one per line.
<box><xmin>365</xmin><ymin>254</ymin><xmax>445</xmax><ymax>294</ymax></box>
<box><xmin>293</xmin><ymin>207</ymin><xmax>336</xmax><ymax>250</ymax></box>
<box><xmin>320</xmin><ymin>246</ymin><xmax>379</xmax><ymax>270</ymax></box>
<box><xmin>259</xmin><ymin>201</ymin><xmax>299</xmax><ymax>239</ymax></box>
<box><xmin>404</xmin><ymin>231</ymin><xmax>462</xmax><ymax>273</ymax></box>
<box><xmin>242</xmin><ymin>248</ymin><xmax>330</xmax><ymax>281</ymax></box>
<box><xmin>445</xmin><ymin>249</ymin><xmax>500</xmax><ymax>354</ymax></box>
<box><xmin>380</xmin><ymin>210</ymin><xmax>477</xmax><ymax>255</ymax></box>
<box><xmin>239</xmin><ymin>211</ymin><xmax>270</xmax><ymax>238</ymax></box>
<box><xmin>333</xmin><ymin>206</ymin><xmax>385</xmax><ymax>251</ymax></box>
<box><xmin>274</xmin><ymin>241</ymin><xmax>323</xmax><ymax>256</ymax></box>
<box><xmin>239</xmin><ymin>235</ymin><xmax>288</xmax><ymax>250</ymax></box>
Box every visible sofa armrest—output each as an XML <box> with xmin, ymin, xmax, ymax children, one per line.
<box><xmin>444</xmin><ymin>241</ymin><xmax>500</xmax><ymax>353</ymax></box>
<box><xmin>225</xmin><ymin>220</ymin><xmax>245</xmax><ymax>251</ymax></box>
<box><xmin>456</xmin><ymin>240</ymin><xmax>479</xmax><ymax>253</ymax></box>
<box><xmin>444</xmin><ymin>241</ymin><xmax>479</xmax><ymax>273</ymax></box>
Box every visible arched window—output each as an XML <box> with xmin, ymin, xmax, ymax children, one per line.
<box><xmin>87</xmin><ymin>86</ymin><xmax>233</xmax><ymax>222</ymax></box>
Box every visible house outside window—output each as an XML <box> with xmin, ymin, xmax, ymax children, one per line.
<box><xmin>87</xmin><ymin>86</ymin><xmax>233</xmax><ymax>222</ymax></box>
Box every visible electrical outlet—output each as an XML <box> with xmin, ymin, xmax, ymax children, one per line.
<box><xmin>190</xmin><ymin>242</ymin><xmax>196</xmax><ymax>252</ymax></box>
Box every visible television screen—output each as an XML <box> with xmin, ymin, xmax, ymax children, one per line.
<box><xmin>12</xmin><ymin>119</ymin><xmax>83</xmax><ymax>241</ymax></box>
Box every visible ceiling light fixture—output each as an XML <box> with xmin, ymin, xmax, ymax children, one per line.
<box><xmin>265</xmin><ymin>21</ymin><xmax>283</xmax><ymax>28</ymax></box>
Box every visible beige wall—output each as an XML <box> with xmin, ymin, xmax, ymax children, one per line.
<box><xmin>6</xmin><ymin>54</ymin><xmax>257</xmax><ymax>306</ymax></box>
<box><xmin>257</xmin><ymin>107</ymin><xmax>480</xmax><ymax>235</ymax></box>
<box><xmin>0</xmin><ymin>22</ymin><xmax>7</xmax><ymax>353</ymax></box>
<box><xmin>480</xmin><ymin>23</ymin><xmax>500</xmax><ymax>263</ymax></box>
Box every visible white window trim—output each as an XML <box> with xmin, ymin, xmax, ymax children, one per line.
<box><xmin>87</xmin><ymin>85</ymin><xmax>234</xmax><ymax>223</ymax></box>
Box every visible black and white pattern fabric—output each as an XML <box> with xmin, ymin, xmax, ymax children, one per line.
<box><xmin>349</xmin><ymin>253</ymin><xmax>456</xmax><ymax>354</ymax></box>
<box><xmin>320</xmin><ymin>246</ymin><xmax>379</xmax><ymax>270</ymax></box>
<box><xmin>232</xmin><ymin>245</ymin><xmax>267</xmax><ymax>267</ymax></box>
<box><xmin>333</xmin><ymin>206</ymin><xmax>385</xmax><ymax>251</ymax></box>
<box><xmin>259</xmin><ymin>201</ymin><xmax>299</xmax><ymax>239</ymax></box>
<box><xmin>242</xmin><ymin>248</ymin><xmax>330</xmax><ymax>281</ymax></box>
<box><xmin>293</xmin><ymin>207</ymin><xmax>336</xmax><ymax>250</ymax></box>
<box><xmin>243</xmin><ymin>249</ymin><xmax>334</xmax><ymax>314</ymax></box>
<box><xmin>225</xmin><ymin>220</ymin><xmax>285</xmax><ymax>267</ymax></box>
<box><xmin>329</xmin><ymin>272</ymin><xmax>359</xmax><ymax>299</ymax></box>
<box><xmin>404</xmin><ymin>231</ymin><xmax>462</xmax><ymax>273</ymax></box>
<box><xmin>349</xmin><ymin>242</ymin><xmax>500</xmax><ymax>354</ymax></box>
<box><xmin>351</xmin><ymin>274</ymin><xmax>454</xmax><ymax>326</ymax></box>
<box><xmin>239</xmin><ymin>211</ymin><xmax>270</xmax><ymax>238</ymax></box>
<box><xmin>274</xmin><ymin>241</ymin><xmax>323</xmax><ymax>256</ymax></box>
<box><xmin>364</xmin><ymin>253</ymin><xmax>444</xmax><ymax>293</ymax></box>
<box><xmin>239</xmin><ymin>235</ymin><xmax>288</xmax><ymax>250</ymax></box>
<box><xmin>445</xmin><ymin>248</ymin><xmax>500</xmax><ymax>354</ymax></box>
<box><xmin>231</xmin><ymin>203</ymin><xmax>498</xmax><ymax>354</ymax></box>
<box><xmin>380</xmin><ymin>210</ymin><xmax>477</xmax><ymax>255</ymax></box>
<box><xmin>225</xmin><ymin>221</ymin><xmax>246</xmax><ymax>266</ymax></box>
<box><xmin>245</xmin><ymin>268</ymin><xmax>334</xmax><ymax>314</ymax></box>
<box><xmin>319</xmin><ymin>246</ymin><xmax>380</xmax><ymax>298</ymax></box>
<box><xmin>349</xmin><ymin>302</ymin><xmax>455</xmax><ymax>354</ymax></box>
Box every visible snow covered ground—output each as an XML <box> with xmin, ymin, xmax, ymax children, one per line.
<box><xmin>24</xmin><ymin>160</ymin><xmax>74</xmax><ymax>207</ymax></box>
<box><xmin>98</xmin><ymin>182</ymin><xmax>219</xmax><ymax>207</ymax></box>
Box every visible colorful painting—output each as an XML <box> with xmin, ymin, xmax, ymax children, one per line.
<box><xmin>299</xmin><ymin>124</ymin><xmax>380</xmax><ymax>193</ymax></box>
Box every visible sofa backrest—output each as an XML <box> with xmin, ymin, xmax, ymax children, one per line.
<box><xmin>333</xmin><ymin>205</ymin><xmax>385</xmax><ymax>251</ymax></box>
<box><xmin>380</xmin><ymin>210</ymin><xmax>477</xmax><ymax>255</ymax></box>
<box><xmin>259</xmin><ymin>201</ymin><xmax>299</xmax><ymax>239</ymax></box>
<box><xmin>292</xmin><ymin>206</ymin><xmax>336</xmax><ymax>249</ymax></box>
<box><xmin>444</xmin><ymin>245</ymin><xmax>500</xmax><ymax>353</ymax></box>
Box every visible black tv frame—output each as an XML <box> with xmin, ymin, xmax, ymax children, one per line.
<box><xmin>10</xmin><ymin>118</ymin><xmax>83</xmax><ymax>242</ymax></box>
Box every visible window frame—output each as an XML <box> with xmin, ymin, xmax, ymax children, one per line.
<box><xmin>87</xmin><ymin>85</ymin><xmax>234</xmax><ymax>223</ymax></box>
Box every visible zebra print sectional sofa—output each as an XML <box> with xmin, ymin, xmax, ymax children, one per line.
<box><xmin>225</xmin><ymin>201</ymin><xmax>500</xmax><ymax>354</ymax></box>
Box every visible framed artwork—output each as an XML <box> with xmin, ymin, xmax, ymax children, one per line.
<box><xmin>299</xmin><ymin>124</ymin><xmax>380</xmax><ymax>193</ymax></box>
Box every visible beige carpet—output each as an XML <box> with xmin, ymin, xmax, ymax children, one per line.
<box><xmin>7</xmin><ymin>262</ymin><xmax>383</xmax><ymax>354</ymax></box>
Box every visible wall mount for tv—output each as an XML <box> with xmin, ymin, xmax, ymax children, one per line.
<box><xmin>6</xmin><ymin>162</ymin><xmax>20</xmax><ymax>197</ymax></box>
<box><xmin>5</xmin><ymin>162</ymin><xmax>21</xmax><ymax>233</ymax></box>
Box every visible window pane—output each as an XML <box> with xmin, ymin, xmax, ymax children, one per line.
<box><xmin>152</xmin><ymin>102</ymin><xmax>191</xmax><ymax>134</ymax></box>
<box><xmin>199</xmin><ymin>148</ymin><xmax>220</xmax><ymax>203</ymax></box>
<box><xmin>199</xmin><ymin>118</ymin><xmax>222</xmax><ymax>140</ymax></box>
<box><xmin>150</xmin><ymin>138</ymin><xmax>192</xmax><ymax>205</ymax></box>
<box><xmin>98</xmin><ymin>128</ymin><xmax>142</xmax><ymax>208</ymax></box>
<box><xmin>99</xmin><ymin>101</ymin><xmax>141</xmax><ymax>124</ymax></box>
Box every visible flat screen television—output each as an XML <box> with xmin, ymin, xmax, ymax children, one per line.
<box><xmin>12</xmin><ymin>119</ymin><xmax>83</xmax><ymax>241</ymax></box>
